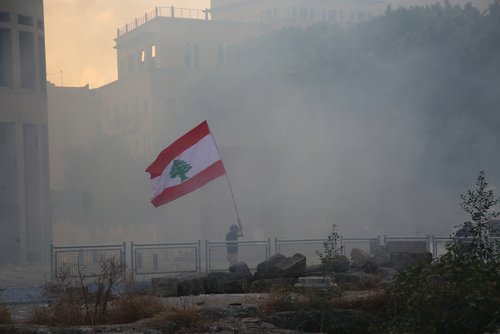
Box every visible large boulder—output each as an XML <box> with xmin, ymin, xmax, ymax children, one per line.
<box><xmin>223</xmin><ymin>279</ymin><xmax>250</xmax><ymax>294</ymax></box>
<box><xmin>321</xmin><ymin>255</ymin><xmax>350</xmax><ymax>273</ymax></box>
<box><xmin>254</xmin><ymin>253</ymin><xmax>306</xmax><ymax>280</ymax></box>
<box><xmin>350</xmin><ymin>248</ymin><xmax>370</xmax><ymax>268</ymax></box>
<box><xmin>350</xmin><ymin>248</ymin><xmax>381</xmax><ymax>274</ymax></box>
<box><xmin>151</xmin><ymin>277</ymin><xmax>178</xmax><ymax>297</ymax></box>
<box><xmin>371</xmin><ymin>246</ymin><xmax>391</xmax><ymax>267</ymax></box>
<box><xmin>335</xmin><ymin>271</ymin><xmax>381</xmax><ymax>291</ymax></box>
<box><xmin>205</xmin><ymin>272</ymin><xmax>236</xmax><ymax>294</ymax></box>
<box><xmin>390</xmin><ymin>252</ymin><xmax>432</xmax><ymax>272</ymax></box>
<box><xmin>178</xmin><ymin>275</ymin><xmax>206</xmax><ymax>296</ymax></box>
<box><xmin>229</xmin><ymin>261</ymin><xmax>253</xmax><ymax>281</ymax></box>
<box><xmin>248</xmin><ymin>278</ymin><xmax>296</xmax><ymax>293</ymax></box>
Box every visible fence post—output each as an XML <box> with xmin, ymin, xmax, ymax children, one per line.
<box><xmin>274</xmin><ymin>237</ymin><xmax>278</xmax><ymax>255</ymax></box>
<box><xmin>267</xmin><ymin>238</ymin><xmax>271</xmax><ymax>259</ymax></box>
<box><xmin>197</xmin><ymin>240</ymin><xmax>201</xmax><ymax>272</ymax></box>
<box><xmin>340</xmin><ymin>236</ymin><xmax>345</xmax><ymax>255</ymax></box>
<box><xmin>428</xmin><ymin>235</ymin><xmax>434</xmax><ymax>258</ymax></box>
<box><xmin>50</xmin><ymin>244</ymin><xmax>54</xmax><ymax>280</ymax></box>
<box><xmin>130</xmin><ymin>241</ymin><xmax>135</xmax><ymax>280</ymax></box>
<box><xmin>171</xmin><ymin>5</ymin><xmax>175</xmax><ymax>18</ymax></box>
<box><xmin>205</xmin><ymin>240</ymin><xmax>209</xmax><ymax>273</ymax></box>
<box><xmin>122</xmin><ymin>241</ymin><xmax>127</xmax><ymax>268</ymax></box>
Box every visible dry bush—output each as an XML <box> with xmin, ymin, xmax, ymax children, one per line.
<box><xmin>29</xmin><ymin>256</ymin><xmax>127</xmax><ymax>326</ymax></box>
<box><xmin>143</xmin><ymin>297</ymin><xmax>205</xmax><ymax>331</ymax></box>
<box><xmin>331</xmin><ymin>289</ymin><xmax>392</xmax><ymax>314</ymax></box>
<box><xmin>261</xmin><ymin>287</ymin><xmax>304</xmax><ymax>315</ymax></box>
<box><xmin>108</xmin><ymin>294</ymin><xmax>165</xmax><ymax>324</ymax></box>
<box><xmin>30</xmin><ymin>301</ymin><xmax>84</xmax><ymax>326</ymax></box>
<box><xmin>0</xmin><ymin>305</ymin><xmax>12</xmax><ymax>324</ymax></box>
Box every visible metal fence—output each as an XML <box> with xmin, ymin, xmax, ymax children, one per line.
<box><xmin>433</xmin><ymin>236</ymin><xmax>451</xmax><ymax>258</ymax></box>
<box><xmin>131</xmin><ymin>241</ymin><xmax>201</xmax><ymax>277</ymax></box>
<box><xmin>206</xmin><ymin>239</ymin><xmax>271</xmax><ymax>272</ymax></box>
<box><xmin>117</xmin><ymin>6</ymin><xmax>210</xmax><ymax>37</ymax></box>
<box><xmin>384</xmin><ymin>236</ymin><xmax>431</xmax><ymax>254</ymax></box>
<box><xmin>275</xmin><ymin>238</ymin><xmax>325</xmax><ymax>266</ymax></box>
<box><xmin>342</xmin><ymin>237</ymin><xmax>380</xmax><ymax>258</ymax></box>
<box><xmin>52</xmin><ymin>235</ymin><xmax>480</xmax><ymax>278</ymax></box>
<box><xmin>51</xmin><ymin>243</ymin><xmax>126</xmax><ymax>279</ymax></box>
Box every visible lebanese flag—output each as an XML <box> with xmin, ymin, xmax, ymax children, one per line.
<box><xmin>145</xmin><ymin>121</ymin><xmax>226</xmax><ymax>207</ymax></box>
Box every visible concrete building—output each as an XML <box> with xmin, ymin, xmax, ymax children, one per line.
<box><xmin>0</xmin><ymin>0</ymin><xmax>51</xmax><ymax>263</ymax></box>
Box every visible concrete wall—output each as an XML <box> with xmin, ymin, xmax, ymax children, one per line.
<box><xmin>0</xmin><ymin>0</ymin><xmax>51</xmax><ymax>263</ymax></box>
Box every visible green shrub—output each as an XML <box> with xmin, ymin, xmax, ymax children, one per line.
<box><xmin>386</xmin><ymin>171</ymin><xmax>500</xmax><ymax>334</ymax></box>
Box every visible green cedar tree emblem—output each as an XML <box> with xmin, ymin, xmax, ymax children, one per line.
<box><xmin>169</xmin><ymin>159</ymin><xmax>192</xmax><ymax>182</ymax></box>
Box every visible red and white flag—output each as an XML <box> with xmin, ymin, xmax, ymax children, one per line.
<box><xmin>145</xmin><ymin>121</ymin><xmax>226</xmax><ymax>207</ymax></box>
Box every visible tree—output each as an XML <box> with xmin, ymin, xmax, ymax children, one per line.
<box><xmin>388</xmin><ymin>171</ymin><xmax>500</xmax><ymax>333</ymax></box>
<box><xmin>169</xmin><ymin>159</ymin><xmax>192</xmax><ymax>182</ymax></box>
<box><xmin>454</xmin><ymin>170</ymin><xmax>500</xmax><ymax>262</ymax></box>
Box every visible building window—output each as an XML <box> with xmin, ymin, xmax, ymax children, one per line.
<box><xmin>217</xmin><ymin>44</ymin><xmax>224</xmax><ymax>66</ymax></box>
<box><xmin>0</xmin><ymin>29</ymin><xmax>13</xmax><ymax>87</ymax></box>
<box><xmin>18</xmin><ymin>15</ymin><xmax>34</xmax><ymax>26</ymax></box>
<box><xmin>328</xmin><ymin>9</ymin><xmax>337</xmax><ymax>21</ymax></box>
<box><xmin>151</xmin><ymin>45</ymin><xmax>156</xmax><ymax>58</ymax></box>
<box><xmin>19</xmin><ymin>31</ymin><xmax>36</xmax><ymax>90</ymax></box>
<box><xmin>299</xmin><ymin>7</ymin><xmax>308</xmax><ymax>20</ymax></box>
<box><xmin>38</xmin><ymin>35</ymin><xmax>46</xmax><ymax>93</ymax></box>
<box><xmin>265</xmin><ymin>9</ymin><xmax>272</xmax><ymax>20</ymax></box>
<box><xmin>127</xmin><ymin>54</ymin><xmax>135</xmax><ymax>73</ymax></box>
<box><xmin>37</xmin><ymin>19</ymin><xmax>44</xmax><ymax>30</ymax></box>
<box><xmin>193</xmin><ymin>43</ymin><xmax>199</xmax><ymax>69</ymax></box>
<box><xmin>226</xmin><ymin>45</ymin><xmax>232</xmax><ymax>63</ymax></box>
<box><xmin>0</xmin><ymin>123</ymin><xmax>9</xmax><ymax>145</ymax></box>
<box><xmin>184</xmin><ymin>43</ymin><xmax>192</xmax><ymax>68</ymax></box>
<box><xmin>357</xmin><ymin>11</ymin><xmax>366</xmax><ymax>22</ymax></box>
<box><xmin>0</xmin><ymin>12</ymin><xmax>10</xmax><ymax>22</ymax></box>
<box><xmin>141</xmin><ymin>50</ymin><xmax>145</xmax><ymax>62</ymax></box>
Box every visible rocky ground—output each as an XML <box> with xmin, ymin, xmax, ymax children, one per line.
<box><xmin>2</xmin><ymin>293</ymin><xmax>309</xmax><ymax>333</ymax></box>
<box><xmin>0</xmin><ymin>250</ymin><xmax>402</xmax><ymax>333</ymax></box>
<box><xmin>3</xmin><ymin>291</ymin><xmax>381</xmax><ymax>334</ymax></box>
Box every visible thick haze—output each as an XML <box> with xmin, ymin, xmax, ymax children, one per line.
<box><xmin>178</xmin><ymin>4</ymin><xmax>500</xmax><ymax>238</ymax></box>
<box><xmin>48</xmin><ymin>1</ymin><xmax>500</xmax><ymax>244</ymax></box>
<box><xmin>44</xmin><ymin>0</ymin><xmax>209</xmax><ymax>87</ymax></box>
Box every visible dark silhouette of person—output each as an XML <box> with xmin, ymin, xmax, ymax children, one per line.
<box><xmin>226</xmin><ymin>224</ymin><xmax>243</xmax><ymax>266</ymax></box>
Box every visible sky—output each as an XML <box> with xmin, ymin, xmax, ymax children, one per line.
<box><xmin>44</xmin><ymin>0</ymin><xmax>210</xmax><ymax>88</ymax></box>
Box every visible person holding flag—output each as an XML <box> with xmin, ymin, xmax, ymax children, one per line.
<box><xmin>226</xmin><ymin>224</ymin><xmax>243</xmax><ymax>266</ymax></box>
<box><xmin>146</xmin><ymin>121</ymin><xmax>244</xmax><ymax>253</ymax></box>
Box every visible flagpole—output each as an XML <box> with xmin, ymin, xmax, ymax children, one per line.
<box><xmin>208</xmin><ymin>124</ymin><xmax>243</xmax><ymax>232</ymax></box>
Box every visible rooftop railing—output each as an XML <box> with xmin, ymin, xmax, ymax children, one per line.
<box><xmin>117</xmin><ymin>6</ymin><xmax>211</xmax><ymax>38</ymax></box>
